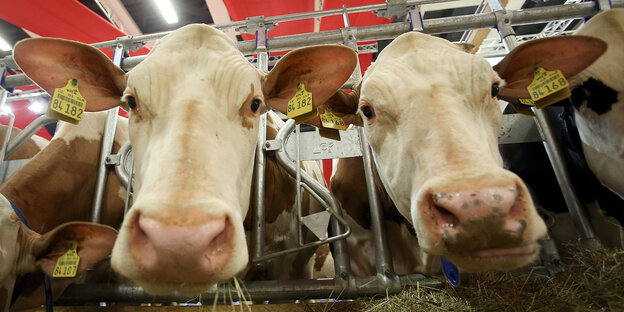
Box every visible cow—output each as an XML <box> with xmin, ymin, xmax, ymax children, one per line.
<box><xmin>497</xmin><ymin>9</ymin><xmax>624</xmax><ymax>201</ymax></box>
<box><xmin>323</xmin><ymin>28</ymin><xmax>608</xmax><ymax>274</ymax></box>
<box><xmin>13</xmin><ymin>24</ymin><xmax>357</xmax><ymax>295</ymax></box>
<box><xmin>1</xmin><ymin>112</ymin><xmax>128</xmax><ymax>310</ymax></box>
<box><xmin>0</xmin><ymin>195</ymin><xmax>117</xmax><ymax>312</ymax></box>
<box><xmin>498</xmin><ymin>9</ymin><xmax>624</xmax><ymax>249</ymax></box>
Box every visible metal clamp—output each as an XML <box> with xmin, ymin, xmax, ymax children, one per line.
<box><xmin>236</xmin><ymin>16</ymin><xmax>276</xmax><ymax>35</ymax></box>
<box><xmin>113</xmin><ymin>35</ymin><xmax>146</xmax><ymax>53</ymax></box>
<box><xmin>375</xmin><ymin>0</ymin><xmax>413</xmax><ymax>20</ymax></box>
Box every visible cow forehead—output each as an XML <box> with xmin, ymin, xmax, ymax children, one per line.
<box><xmin>127</xmin><ymin>24</ymin><xmax>262</xmax><ymax>111</ymax></box>
<box><xmin>363</xmin><ymin>32</ymin><xmax>497</xmax><ymax>107</ymax></box>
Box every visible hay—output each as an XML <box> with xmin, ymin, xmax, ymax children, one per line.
<box><xmin>308</xmin><ymin>244</ymin><xmax>624</xmax><ymax>312</ymax></box>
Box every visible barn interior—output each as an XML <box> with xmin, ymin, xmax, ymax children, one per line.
<box><xmin>0</xmin><ymin>1</ymin><xmax>623</xmax><ymax>311</ymax></box>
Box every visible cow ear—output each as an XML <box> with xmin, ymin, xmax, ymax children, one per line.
<box><xmin>33</xmin><ymin>222</ymin><xmax>117</xmax><ymax>277</ymax></box>
<box><xmin>13</xmin><ymin>38</ymin><xmax>127</xmax><ymax>112</ymax></box>
<box><xmin>307</xmin><ymin>87</ymin><xmax>362</xmax><ymax>128</ymax></box>
<box><xmin>493</xmin><ymin>36</ymin><xmax>607</xmax><ymax>99</ymax></box>
<box><xmin>262</xmin><ymin>45</ymin><xmax>358</xmax><ymax>116</ymax></box>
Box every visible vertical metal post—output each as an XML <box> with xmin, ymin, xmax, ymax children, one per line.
<box><xmin>358</xmin><ymin>128</ymin><xmax>399</xmax><ymax>290</ymax></box>
<box><xmin>251</xmin><ymin>25</ymin><xmax>269</xmax><ymax>276</ymax></box>
<box><xmin>488</xmin><ymin>0</ymin><xmax>599</xmax><ymax>246</ymax></box>
<box><xmin>295</xmin><ymin>124</ymin><xmax>304</xmax><ymax>246</ymax></box>
<box><xmin>90</xmin><ymin>44</ymin><xmax>123</xmax><ymax>223</ymax></box>
<box><xmin>251</xmin><ymin>114</ymin><xmax>267</xmax><ymax>273</ymax></box>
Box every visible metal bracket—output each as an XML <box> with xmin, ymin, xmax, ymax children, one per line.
<box><xmin>375</xmin><ymin>0</ymin><xmax>413</xmax><ymax>20</ymax></box>
<box><xmin>113</xmin><ymin>35</ymin><xmax>146</xmax><ymax>52</ymax></box>
<box><xmin>105</xmin><ymin>154</ymin><xmax>121</xmax><ymax>166</ymax></box>
<box><xmin>407</xmin><ymin>6</ymin><xmax>424</xmax><ymax>31</ymax></box>
<box><xmin>236</xmin><ymin>16</ymin><xmax>277</xmax><ymax>35</ymax></box>
<box><xmin>263</xmin><ymin>139</ymin><xmax>282</xmax><ymax>152</ymax></box>
<box><xmin>595</xmin><ymin>0</ymin><xmax>612</xmax><ymax>11</ymax></box>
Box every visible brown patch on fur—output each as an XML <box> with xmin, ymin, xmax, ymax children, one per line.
<box><xmin>0</xmin><ymin>285</ymin><xmax>8</xmax><ymax>312</ymax></box>
<box><xmin>313</xmin><ymin>244</ymin><xmax>330</xmax><ymax>272</ymax></box>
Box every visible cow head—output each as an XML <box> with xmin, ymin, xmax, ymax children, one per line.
<box><xmin>321</xmin><ymin>32</ymin><xmax>603</xmax><ymax>272</ymax></box>
<box><xmin>13</xmin><ymin>24</ymin><xmax>357</xmax><ymax>294</ymax></box>
<box><xmin>1</xmin><ymin>196</ymin><xmax>116</xmax><ymax>311</ymax></box>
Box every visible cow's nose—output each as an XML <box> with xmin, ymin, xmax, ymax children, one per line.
<box><xmin>429</xmin><ymin>186</ymin><xmax>525</xmax><ymax>242</ymax></box>
<box><xmin>129</xmin><ymin>212</ymin><xmax>233</xmax><ymax>281</ymax></box>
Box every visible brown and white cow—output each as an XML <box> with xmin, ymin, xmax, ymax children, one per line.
<box><xmin>1</xmin><ymin>112</ymin><xmax>128</xmax><ymax>310</ymax></box>
<box><xmin>324</xmin><ymin>30</ymin><xmax>605</xmax><ymax>274</ymax></box>
<box><xmin>497</xmin><ymin>8</ymin><xmax>624</xmax><ymax>199</ymax></box>
<box><xmin>13</xmin><ymin>24</ymin><xmax>357</xmax><ymax>295</ymax></box>
<box><xmin>0</xmin><ymin>195</ymin><xmax>117</xmax><ymax>312</ymax></box>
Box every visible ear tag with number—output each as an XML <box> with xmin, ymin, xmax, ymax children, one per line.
<box><xmin>287</xmin><ymin>83</ymin><xmax>318</xmax><ymax>124</ymax></box>
<box><xmin>46</xmin><ymin>78</ymin><xmax>86</xmax><ymax>125</ymax></box>
<box><xmin>526</xmin><ymin>67</ymin><xmax>571</xmax><ymax>108</ymax></box>
<box><xmin>52</xmin><ymin>242</ymin><xmax>80</xmax><ymax>278</ymax></box>
<box><xmin>319</xmin><ymin>106</ymin><xmax>347</xmax><ymax>130</ymax></box>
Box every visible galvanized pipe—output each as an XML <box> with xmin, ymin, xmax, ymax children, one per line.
<box><xmin>251</xmin><ymin>113</ymin><xmax>267</xmax><ymax>274</ymax></box>
<box><xmin>0</xmin><ymin>89</ymin><xmax>13</xmax><ymax>163</ymax></box>
<box><xmin>4</xmin><ymin>115</ymin><xmax>56</xmax><ymax>159</ymax></box>
<box><xmin>358</xmin><ymin>128</ymin><xmax>400</xmax><ymax>291</ymax></box>
<box><xmin>57</xmin><ymin>274</ymin><xmax>441</xmax><ymax>304</ymax></box>
<box><xmin>3</xmin><ymin>2</ymin><xmax>621</xmax><ymax>88</ymax></box>
<box><xmin>90</xmin><ymin>44</ymin><xmax>123</xmax><ymax>224</ymax></box>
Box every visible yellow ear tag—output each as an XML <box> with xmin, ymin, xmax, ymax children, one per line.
<box><xmin>52</xmin><ymin>242</ymin><xmax>80</xmax><ymax>278</ymax></box>
<box><xmin>526</xmin><ymin>67</ymin><xmax>571</xmax><ymax>108</ymax></box>
<box><xmin>287</xmin><ymin>83</ymin><xmax>318</xmax><ymax>124</ymax></box>
<box><xmin>319</xmin><ymin>107</ymin><xmax>347</xmax><ymax>130</ymax></box>
<box><xmin>46</xmin><ymin>78</ymin><xmax>86</xmax><ymax>125</ymax></box>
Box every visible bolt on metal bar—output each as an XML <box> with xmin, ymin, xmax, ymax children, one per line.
<box><xmin>90</xmin><ymin>44</ymin><xmax>123</xmax><ymax>224</ymax></box>
<box><xmin>488</xmin><ymin>0</ymin><xmax>600</xmax><ymax>247</ymax></box>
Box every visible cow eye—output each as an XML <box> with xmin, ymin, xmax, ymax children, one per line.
<box><xmin>250</xmin><ymin>98</ymin><xmax>261</xmax><ymax>113</ymax></box>
<box><xmin>491</xmin><ymin>83</ymin><xmax>500</xmax><ymax>98</ymax></box>
<box><xmin>361</xmin><ymin>105</ymin><xmax>375</xmax><ymax>119</ymax></box>
<box><xmin>127</xmin><ymin>96</ymin><xmax>137</xmax><ymax>110</ymax></box>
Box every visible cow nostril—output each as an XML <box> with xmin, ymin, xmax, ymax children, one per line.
<box><xmin>433</xmin><ymin>204</ymin><xmax>460</xmax><ymax>228</ymax></box>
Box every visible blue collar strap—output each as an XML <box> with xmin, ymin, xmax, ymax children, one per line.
<box><xmin>8</xmin><ymin>197</ymin><xmax>54</xmax><ymax>312</ymax></box>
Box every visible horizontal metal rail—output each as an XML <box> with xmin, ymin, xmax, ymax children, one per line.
<box><xmin>3</xmin><ymin>2</ymin><xmax>622</xmax><ymax>90</ymax></box>
<box><xmin>56</xmin><ymin>274</ymin><xmax>441</xmax><ymax>304</ymax></box>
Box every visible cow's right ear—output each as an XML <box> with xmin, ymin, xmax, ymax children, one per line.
<box><xmin>13</xmin><ymin>38</ymin><xmax>127</xmax><ymax>112</ymax></box>
<box><xmin>493</xmin><ymin>36</ymin><xmax>606</xmax><ymax>100</ymax></box>
<box><xmin>317</xmin><ymin>88</ymin><xmax>362</xmax><ymax>128</ymax></box>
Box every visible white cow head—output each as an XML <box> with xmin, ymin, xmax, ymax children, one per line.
<box><xmin>323</xmin><ymin>31</ymin><xmax>605</xmax><ymax>272</ymax></box>
<box><xmin>13</xmin><ymin>24</ymin><xmax>356</xmax><ymax>295</ymax></box>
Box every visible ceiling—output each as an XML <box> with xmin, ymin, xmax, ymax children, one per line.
<box><xmin>0</xmin><ymin>0</ymin><xmax>582</xmax><ymax>139</ymax></box>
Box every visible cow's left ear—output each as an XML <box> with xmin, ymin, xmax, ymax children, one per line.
<box><xmin>32</xmin><ymin>222</ymin><xmax>117</xmax><ymax>277</ymax></box>
<box><xmin>493</xmin><ymin>36</ymin><xmax>607</xmax><ymax>100</ymax></box>
<box><xmin>262</xmin><ymin>45</ymin><xmax>358</xmax><ymax>115</ymax></box>
<box><xmin>14</xmin><ymin>38</ymin><xmax>127</xmax><ymax>112</ymax></box>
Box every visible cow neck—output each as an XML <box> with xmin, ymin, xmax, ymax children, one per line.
<box><xmin>0</xmin><ymin>137</ymin><xmax>101</xmax><ymax>233</ymax></box>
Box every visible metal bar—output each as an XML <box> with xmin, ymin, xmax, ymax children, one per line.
<box><xmin>273</xmin><ymin>120</ymin><xmax>353</xmax><ymax>290</ymax></box>
<box><xmin>57</xmin><ymin>274</ymin><xmax>441</xmax><ymax>304</ymax></box>
<box><xmin>90</xmin><ymin>44</ymin><xmax>123</xmax><ymax>224</ymax></box>
<box><xmin>295</xmin><ymin>124</ymin><xmax>304</xmax><ymax>246</ymax></box>
<box><xmin>4</xmin><ymin>115</ymin><xmax>56</xmax><ymax>159</ymax></box>
<box><xmin>251</xmin><ymin>113</ymin><xmax>267</xmax><ymax>274</ymax></box>
<box><xmin>358</xmin><ymin>128</ymin><xmax>400</xmax><ymax>291</ymax></box>
<box><xmin>488</xmin><ymin>0</ymin><xmax>600</xmax><ymax>246</ymax></box>
<box><xmin>0</xmin><ymin>89</ymin><xmax>14</xmax><ymax>163</ymax></box>
<box><xmin>3</xmin><ymin>2</ymin><xmax>620</xmax><ymax>88</ymax></box>
<box><xmin>6</xmin><ymin>90</ymin><xmax>48</xmax><ymax>102</ymax></box>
